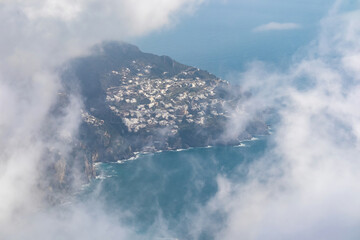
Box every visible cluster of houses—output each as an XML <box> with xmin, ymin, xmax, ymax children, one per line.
<box><xmin>83</xmin><ymin>62</ymin><xmax>230</xmax><ymax>134</ymax></box>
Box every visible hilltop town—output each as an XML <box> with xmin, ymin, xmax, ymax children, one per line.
<box><xmin>66</xmin><ymin>42</ymin><xmax>267</xmax><ymax>162</ymax></box>
<box><xmin>100</xmin><ymin>63</ymin><xmax>229</xmax><ymax>135</ymax></box>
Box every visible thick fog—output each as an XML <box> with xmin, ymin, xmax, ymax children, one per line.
<box><xmin>1</xmin><ymin>0</ymin><xmax>360</xmax><ymax>239</ymax></box>
<box><xmin>203</xmin><ymin>2</ymin><xmax>360</xmax><ymax>239</ymax></box>
<box><xmin>0</xmin><ymin>0</ymin><xmax>203</xmax><ymax>239</ymax></box>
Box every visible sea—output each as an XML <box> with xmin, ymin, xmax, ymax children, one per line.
<box><xmin>76</xmin><ymin>1</ymin><xmax>331</xmax><ymax>237</ymax></box>
<box><xmin>132</xmin><ymin>0</ymin><xmax>332</xmax><ymax>79</ymax></box>
<box><xmin>78</xmin><ymin>136</ymin><xmax>269</xmax><ymax>239</ymax></box>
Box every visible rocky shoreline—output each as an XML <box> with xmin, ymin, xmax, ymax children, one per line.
<box><xmin>55</xmin><ymin>42</ymin><xmax>269</xmax><ymax>187</ymax></box>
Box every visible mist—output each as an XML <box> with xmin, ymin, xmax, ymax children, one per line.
<box><xmin>0</xmin><ymin>0</ymin><xmax>203</xmax><ymax>239</ymax></box>
<box><xmin>200</xmin><ymin>1</ymin><xmax>360</xmax><ymax>239</ymax></box>
<box><xmin>2</xmin><ymin>0</ymin><xmax>360</xmax><ymax>239</ymax></box>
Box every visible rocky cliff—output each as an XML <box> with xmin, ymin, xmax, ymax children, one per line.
<box><xmin>40</xmin><ymin>41</ymin><xmax>268</xmax><ymax>203</ymax></box>
<box><xmin>60</xmin><ymin>42</ymin><xmax>268</xmax><ymax>167</ymax></box>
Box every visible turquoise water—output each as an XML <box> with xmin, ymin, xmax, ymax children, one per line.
<box><xmin>80</xmin><ymin>137</ymin><xmax>268</xmax><ymax>239</ymax></box>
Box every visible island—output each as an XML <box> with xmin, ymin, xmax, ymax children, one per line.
<box><xmin>54</xmin><ymin>42</ymin><xmax>268</xmax><ymax>188</ymax></box>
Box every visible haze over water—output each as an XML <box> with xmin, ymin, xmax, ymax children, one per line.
<box><xmin>2</xmin><ymin>1</ymin><xmax>360</xmax><ymax>239</ymax></box>
<box><xmin>134</xmin><ymin>0</ymin><xmax>333</xmax><ymax>78</ymax></box>
<box><xmin>83</xmin><ymin>2</ymin><xmax>323</xmax><ymax>235</ymax></box>
<box><xmin>80</xmin><ymin>1</ymin><xmax>360</xmax><ymax>239</ymax></box>
<box><xmin>81</xmin><ymin>138</ymin><xmax>268</xmax><ymax>239</ymax></box>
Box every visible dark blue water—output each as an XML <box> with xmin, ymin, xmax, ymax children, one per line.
<box><xmin>80</xmin><ymin>137</ymin><xmax>268</xmax><ymax>239</ymax></box>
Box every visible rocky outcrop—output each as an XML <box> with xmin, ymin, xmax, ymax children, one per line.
<box><xmin>60</xmin><ymin>42</ymin><xmax>268</xmax><ymax>165</ymax></box>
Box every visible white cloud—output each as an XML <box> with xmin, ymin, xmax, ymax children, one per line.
<box><xmin>0</xmin><ymin>0</ymin><xmax>204</xmax><ymax>238</ymax></box>
<box><xmin>201</xmin><ymin>3</ymin><xmax>360</xmax><ymax>240</ymax></box>
<box><xmin>3</xmin><ymin>0</ymin><xmax>360</xmax><ymax>239</ymax></box>
<box><xmin>253</xmin><ymin>22</ymin><xmax>301</xmax><ymax>32</ymax></box>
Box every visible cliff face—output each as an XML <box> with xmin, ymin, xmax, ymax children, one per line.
<box><xmin>59</xmin><ymin>42</ymin><xmax>268</xmax><ymax>165</ymax></box>
<box><xmin>42</xmin><ymin>42</ymin><xmax>268</xmax><ymax>199</ymax></box>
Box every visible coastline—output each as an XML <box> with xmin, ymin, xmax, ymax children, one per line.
<box><xmin>93</xmin><ymin>135</ymin><xmax>265</xmax><ymax>170</ymax></box>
